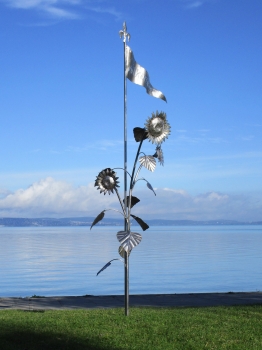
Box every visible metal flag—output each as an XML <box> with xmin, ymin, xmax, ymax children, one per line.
<box><xmin>125</xmin><ymin>45</ymin><xmax>167</xmax><ymax>102</ymax></box>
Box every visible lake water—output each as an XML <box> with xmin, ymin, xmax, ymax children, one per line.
<box><xmin>0</xmin><ymin>225</ymin><xmax>261</xmax><ymax>297</ymax></box>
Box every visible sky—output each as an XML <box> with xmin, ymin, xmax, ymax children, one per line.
<box><xmin>0</xmin><ymin>0</ymin><xmax>262</xmax><ymax>221</ymax></box>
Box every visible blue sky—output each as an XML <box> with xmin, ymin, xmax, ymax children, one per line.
<box><xmin>0</xmin><ymin>0</ymin><xmax>262</xmax><ymax>221</ymax></box>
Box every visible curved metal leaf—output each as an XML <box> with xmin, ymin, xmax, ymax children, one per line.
<box><xmin>96</xmin><ymin>259</ymin><xmax>122</xmax><ymax>276</ymax></box>
<box><xmin>139</xmin><ymin>155</ymin><xmax>156</xmax><ymax>172</ymax></box>
<box><xmin>130</xmin><ymin>214</ymin><xmax>149</xmax><ymax>231</ymax></box>
<box><xmin>118</xmin><ymin>245</ymin><xmax>131</xmax><ymax>258</ymax></box>
<box><xmin>90</xmin><ymin>210</ymin><xmax>105</xmax><ymax>230</ymax></box>
<box><xmin>146</xmin><ymin>181</ymin><xmax>156</xmax><ymax>196</ymax></box>
<box><xmin>123</xmin><ymin>196</ymin><xmax>140</xmax><ymax>208</ymax></box>
<box><xmin>117</xmin><ymin>231</ymin><xmax>142</xmax><ymax>252</ymax></box>
<box><xmin>133</xmin><ymin>127</ymin><xmax>147</xmax><ymax>142</ymax></box>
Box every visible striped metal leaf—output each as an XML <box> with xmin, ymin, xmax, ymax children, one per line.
<box><xmin>139</xmin><ymin>155</ymin><xmax>156</xmax><ymax>172</ymax></box>
<box><xmin>116</xmin><ymin>231</ymin><xmax>142</xmax><ymax>252</ymax></box>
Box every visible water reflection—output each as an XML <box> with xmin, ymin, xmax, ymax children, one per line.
<box><xmin>0</xmin><ymin>226</ymin><xmax>261</xmax><ymax>297</ymax></box>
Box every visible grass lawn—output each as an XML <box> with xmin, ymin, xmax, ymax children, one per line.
<box><xmin>0</xmin><ymin>305</ymin><xmax>262</xmax><ymax>349</ymax></box>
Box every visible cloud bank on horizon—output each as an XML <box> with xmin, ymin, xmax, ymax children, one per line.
<box><xmin>0</xmin><ymin>177</ymin><xmax>261</xmax><ymax>222</ymax></box>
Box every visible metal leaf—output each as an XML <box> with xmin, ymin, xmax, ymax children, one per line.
<box><xmin>146</xmin><ymin>182</ymin><xmax>156</xmax><ymax>196</ymax></box>
<box><xmin>96</xmin><ymin>259</ymin><xmax>121</xmax><ymax>276</ymax></box>
<box><xmin>139</xmin><ymin>155</ymin><xmax>156</xmax><ymax>172</ymax></box>
<box><xmin>90</xmin><ymin>211</ymin><xmax>105</xmax><ymax>230</ymax></box>
<box><xmin>130</xmin><ymin>214</ymin><xmax>149</xmax><ymax>231</ymax></box>
<box><xmin>118</xmin><ymin>245</ymin><xmax>131</xmax><ymax>258</ymax></box>
<box><xmin>123</xmin><ymin>196</ymin><xmax>140</xmax><ymax>208</ymax></box>
<box><xmin>117</xmin><ymin>231</ymin><xmax>142</xmax><ymax>252</ymax></box>
<box><xmin>133</xmin><ymin>127</ymin><xmax>148</xmax><ymax>142</ymax></box>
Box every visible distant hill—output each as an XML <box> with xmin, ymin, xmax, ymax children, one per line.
<box><xmin>0</xmin><ymin>217</ymin><xmax>261</xmax><ymax>227</ymax></box>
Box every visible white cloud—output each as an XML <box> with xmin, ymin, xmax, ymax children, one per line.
<box><xmin>66</xmin><ymin>139</ymin><xmax>124</xmax><ymax>153</ymax></box>
<box><xmin>0</xmin><ymin>177</ymin><xmax>118</xmax><ymax>217</ymax></box>
<box><xmin>0</xmin><ymin>177</ymin><xmax>261</xmax><ymax>222</ymax></box>
<box><xmin>193</xmin><ymin>192</ymin><xmax>229</xmax><ymax>202</ymax></box>
<box><xmin>163</xmin><ymin>188</ymin><xmax>188</xmax><ymax>196</ymax></box>
<box><xmin>131</xmin><ymin>188</ymin><xmax>262</xmax><ymax>222</ymax></box>
<box><xmin>186</xmin><ymin>1</ymin><xmax>203</xmax><ymax>9</ymax></box>
<box><xmin>86</xmin><ymin>6</ymin><xmax>122</xmax><ymax>21</ymax></box>
<box><xmin>0</xmin><ymin>188</ymin><xmax>12</xmax><ymax>199</ymax></box>
<box><xmin>240</xmin><ymin>135</ymin><xmax>255</xmax><ymax>141</ymax></box>
<box><xmin>3</xmin><ymin>0</ymin><xmax>81</xmax><ymax>18</ymax></box>
<box><xmin>6</xmin><ymin>0</ymin><xmax>44</xmax><ymax>9</ymax></box>
<box><xmin>179</xmin><ymin>0</ymin><xmax>215</xmax><ymax>10</ymax></box>
<box><xmin>2</xmin><ymin>0</ymin><xmax>123</xmax><ymax>20</ymax></box>
<box><xmin>44</xmin><ymin>4</ymin><xmax>79</xmax><ymax>19</ymax></box>
<box><xmin>173</xmin><ymin>129</ymin><xmax>227</xmax><ymax>145</ymax></box>
<box><xmin>6</xmin><ymin>0</ymin><xmax>81</xmax><ymax>9</ymax></box>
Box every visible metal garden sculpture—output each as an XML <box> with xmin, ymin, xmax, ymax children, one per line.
<box><xmin>90</xmin><ymin>111</ymin><xmax>171</xmax><ymax>313</ymax></box>
<box><xmin>90</xmin><ymin>22</ymin><xmax>169</xmax><ymax>315</ymax></box>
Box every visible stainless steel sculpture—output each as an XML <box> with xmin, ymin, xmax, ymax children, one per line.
<box><xmin>91</xmin><ymin>23</ymin><xmax>170</xmax><ymax>316</ymax></box>
<box><xmin>91</xmin><ymin>111</ymin><xmax>171</xmax><ymax>313</ymax></box>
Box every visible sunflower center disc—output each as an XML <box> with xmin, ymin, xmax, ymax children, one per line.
<box><xmin>150</xmin><ymin>117</ymin><xmax>164</xmax><ymax>135</ymax></box>
<box><xmin>103</xmin><ymin>176</ymin><xmax>115</xmax><ymax>189</ymax></box>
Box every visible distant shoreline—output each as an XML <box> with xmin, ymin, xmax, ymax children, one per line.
<box><xmin>0</xmin><ymin>217</ymin><xmax>261</xmax><ymax>227</ymax></box>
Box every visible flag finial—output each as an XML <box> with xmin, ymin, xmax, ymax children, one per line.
<box><xmin>119</xmin><ymin>21</ymin><xmax>130</xmax><ymax>43</ymax></box>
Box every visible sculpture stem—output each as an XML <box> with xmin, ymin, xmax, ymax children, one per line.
<box><xmin>115</xmin><ymin>188</ymin><xmax>127</xmax><ymax>219</ymax></box>
<box><xmin>130</xmin><ymin>139</ymin><xmax>144</xmax><ymax>191</ymax></box>
<box><xmin>125</xmin><ymin>138</ymin><xmax>145</xmax><ymax>231</ymax></box>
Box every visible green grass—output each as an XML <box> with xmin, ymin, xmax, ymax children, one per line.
<box><xmin>1</xmin><ymin>305</ymin><xmax>262</xmax><ymax>349</ymax></box>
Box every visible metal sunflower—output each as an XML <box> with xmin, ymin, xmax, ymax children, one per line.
<box><xmin>94</xmin><ymin>168</ymin><xmax>120</xmax><ymax>195</ymax></box>
<box><xmin>145</xmin><ymin>111</ymin><xmax>171</xmax><ymax>144</ymax></box>
<box><xmin>153</xmin><ymin>145</ymin><xmax>164</xmax><ymax>166</ymax></box>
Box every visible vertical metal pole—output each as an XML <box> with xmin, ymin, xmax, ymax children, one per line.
<box><xmin>123</xmin><ymin>29</ymin><xmax>129</xmax><ymax>317</ymax></box>
<box><xmin>123</xmin><ymin>37</ymin><xmax>127</xmax><ymax>230</ymax></box>
<box><xmin>125</xmin><ymin>250</ymin><xmax>129</xmax><ymax>316</ymax></box>
<box><xmin>120</xmin><ymin>21</ymin><xmax>130</xmax><ymax>316</ymax></box>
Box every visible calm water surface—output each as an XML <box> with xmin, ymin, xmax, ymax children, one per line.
<box><xmin>0</xmin><ymin>225</ymin><xmax>261</xmax><ymax>297</ymax></box>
